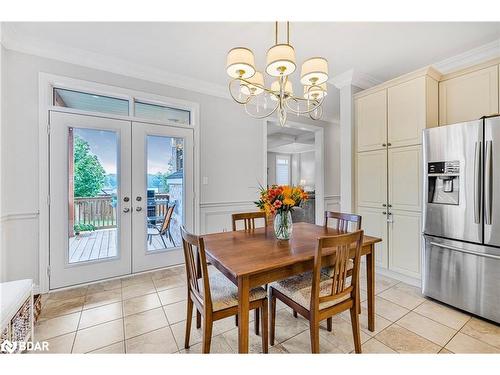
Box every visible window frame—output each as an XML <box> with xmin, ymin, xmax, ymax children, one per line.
<box><xmin>275</xmin><ymin>154</ymin><xmax>291</xmax><ymax>186</ymax></box>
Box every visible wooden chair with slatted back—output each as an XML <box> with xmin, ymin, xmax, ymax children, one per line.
<box><xmin>269</xmin><ymin>230</ymin><xmax>364</xmax><ymax>353</ymax></box>
<box><xmin>324</xmin><ymin>211</ymin><xmax>362</xmax><ymax>232</ymax></box>
<box><xmin>231</xmin><ymin>211</ymin><xmax>268</xmax><ymax>231</ymax></box>
<box><xmin>181</xmin><ymin>226</ymin><xmax>269</xmax><ymax>354</ymax></box>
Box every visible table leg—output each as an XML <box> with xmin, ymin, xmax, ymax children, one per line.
<box><xmin>366</xmin><ymin>245</ymin><xmax>376</xmax><ymax>332</ymax></box>
<box><xmin>237</xmin><ymin>275</ymin><xmax>250</xmax><ymax>353</ymax></box>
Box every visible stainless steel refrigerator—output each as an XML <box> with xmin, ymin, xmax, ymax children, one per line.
<box><xmin>422</xmin><ymin>115</ymin><xmax>500</xmax><ymax>324</ymax></box>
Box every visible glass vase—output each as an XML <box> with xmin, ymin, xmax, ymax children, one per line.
<box><xmin>274</xmin><ymin>210</ymin><xmax>293</xmax><ymax>240</ymax></box>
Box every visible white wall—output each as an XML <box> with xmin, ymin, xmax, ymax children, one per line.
<box><xmin>299</xmin><ymin>151</ymin><xmax>315</xmax><ymax>190</ymax></box>
<box><xmin>324</xmin><ymin>121</ymin><xmax>341</xmax><ymax>212</ymax></box>
<box><xmin>267</xmin><ymin>152</ymin><xmax>277</xmax><ymax>185</ymax></box>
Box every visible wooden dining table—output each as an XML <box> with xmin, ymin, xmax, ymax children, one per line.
<box><xmin>202</xmin><ymin>222</ymin><xmax>382</xmax><ymax>353</ymax></box>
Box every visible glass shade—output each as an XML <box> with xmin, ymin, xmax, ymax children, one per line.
<box><xmin>271</xmin><ymin>80</ymin><xmax>293</xmax><ymax>101</ymax></box>
<box><xmin>266</xmin><ymin>44</ymin><xmax>296</xmax><ymax>77</ymax></box>
<box><xmin>303</xmin><ymin>83</ymin><xmax>327</xmax><ymax>100</ymax></box>
<box><xmin>300</xmin><ymin>57</ymin><xmax>329</xmax><ymax>85</ymax></box>
<box><xmin>226</xmin><ymin>47</ymin><xmax>256</xmax><ymax>79</ymax></box>
<box><xmin>240</xmin><ymin>72</ymin><xmax>265</xmax><ymax>96</ymax></box>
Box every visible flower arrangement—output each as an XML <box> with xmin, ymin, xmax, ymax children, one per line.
<box><xmin>255</xmin><ymin>184</ymin><xmax>308</xmax><ymax>239</ymax></box>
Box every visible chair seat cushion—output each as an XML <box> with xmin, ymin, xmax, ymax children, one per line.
<box><xmin>321</xmin><ymin>259</ymin><xmax>354</xmax><ymax>278</ymax></box>
<box><xmin>270</xmin><ymin>271</ymin><xmax>352</xmax><ymax>310</ymax></box>
<box><xmin>198</xmin><ymin>270</ymin><xmax>267</xmax><ymax>312</ymax></box>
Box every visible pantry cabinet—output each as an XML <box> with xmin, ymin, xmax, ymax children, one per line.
<box><xmin>356</xmin><ymin>149</ymin><xmax>387</xmax><ymax>208</ymax></box>
<box><xmin>439</xmin><ymin>65</ymin><xmax>499</xmax><ymax>125</ymax></box>
<box><xmin>356</xmin><ymin>206</ymin><xmax>388</xmax><ymax>268</ymax></box>
<box><xmin>388</xmin><ymin>145</ymin><xmax>422</xmax><ymax>212</ymax></box>
<box><xmin>355</xmin><ymin>90</ymin><xmax>387</xmax><ymax>152</ymax></box>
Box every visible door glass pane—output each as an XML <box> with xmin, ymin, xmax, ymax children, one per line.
<box><xmin>54</xmin><ymin>88</ymin><xmax>129</xmax><ymax>116</ymax></box>
<box><xmin>68</xmin><ymin>127</ymin><xmax>119</xmax><ymax>263</ymax></box>
<box><xmin>135</xmin><ymin>101</ymin><xmax>190</xmax><ymax>125</ymax></box>
<box><xmin>146</xmin><ymin>135</ymin><xmax>183</xmax><ymax>251</ymax></box>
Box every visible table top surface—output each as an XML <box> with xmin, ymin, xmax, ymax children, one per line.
<box><xmin>202</xmin><ymin>222</ymin><xmax>382</xmax><ymax>278</ymax></box>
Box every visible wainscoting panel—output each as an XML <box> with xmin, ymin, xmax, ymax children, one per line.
<box><xmin>200</xmin><ymin>201</ymin><xmax>259</xmax><ymax>234</ymax></box>
<box><xmin>324</xmin><ymin>195</ymin><xmax>341</xmax><ymax>214</ymax></box>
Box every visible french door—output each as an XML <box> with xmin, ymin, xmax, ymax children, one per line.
<box><xmin>49</xmin><ymin>111</ymin><xmax>193</xmax><ymax>289</ymax></box>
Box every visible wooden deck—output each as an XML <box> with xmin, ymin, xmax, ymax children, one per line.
<box><xmin>69</xmin><ymin>227</ymin><xmax>180</xmax><ymax>263</ymax></box>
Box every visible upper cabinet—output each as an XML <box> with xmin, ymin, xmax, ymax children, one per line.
<box><xmin>439</xmin><ymin>65</ymin><xmax>499</xmax><ymax>126</ymax></box>
<box><xmin>355</xmin><ymin>90</ymin><xmax>387</xmax><ymax>152</ymax></box>
<box><xmin>388</xmin><ymin>76</ymin><xmax>438</xmax><ymax>148</ymax></box>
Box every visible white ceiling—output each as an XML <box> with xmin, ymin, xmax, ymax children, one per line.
<box><xmin>267</xmin><ymin>121</ymin><xmax>315</xmax><ymax>154</ymax></box>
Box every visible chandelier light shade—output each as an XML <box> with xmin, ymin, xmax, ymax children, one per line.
<box><xmin>240</xmin><ymin>71</ymin><xmax>265</xmax><ymax>96</ymax></box>
<box><xmin>266</xmin><ymin>44</ymin><xmax>296</xmax><ymax>77</ymax></box>
<box><xmin>300</xmin><ymin>57</ymin><xmax>329</xmax><ymax>85</ymax></box>
<box><xmin>226</xmin><ymin>22</ymin><xmax>328</xmax><ymax>126</ymax></box>
<box><xmin>226</xmin><ymin>47</ymin><xmax>256</xmax><ymax>79</ymax></box>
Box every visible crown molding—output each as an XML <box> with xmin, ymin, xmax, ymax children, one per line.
<box><xmin>329</xmin><ymin>69</ymin><xmax>382</xmax><ymax>90</ymax></box>
<box><xmin>1</xmin><ymin>23</ymin><xmax>230</xmax><ymax>100</ymax></box>
<box><xmin>433</xmin><ymin>38</ymin><xmax>500</xmax><ymax>74</ymax></box>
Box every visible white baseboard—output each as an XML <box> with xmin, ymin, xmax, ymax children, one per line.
<box><xmin>375</xmin><ymin>267</ymin><xmax>421</xmax><ymax>288</ymax></box>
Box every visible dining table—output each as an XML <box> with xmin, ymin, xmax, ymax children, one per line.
<box><xmin>202</xmin><ymin>222</ymin><xmax>382</xmax><ymax>353</ymax></box>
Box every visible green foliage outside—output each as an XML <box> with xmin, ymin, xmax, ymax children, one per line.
<box><xmin>74</xmin><ymin>223</ymin><xmax>96</xmax><ymax>233</ymax></box>
<box><xmin>73</xmin><ymin>136</ymin><xmax>106</xmax><ymax>198</ymax></box>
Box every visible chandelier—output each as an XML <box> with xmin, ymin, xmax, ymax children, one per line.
<box><xmin>226</xmin><ymin>22</ymin><xmax>328</xmax><ymax>126</ymax></box>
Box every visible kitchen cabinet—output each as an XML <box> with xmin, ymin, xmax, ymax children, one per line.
<box><xmin>355</xmin><ymin>90</ymin><xmax>387</xmax><ymax>152</ymax></box>
<box><xmin>388</xmin><ymin>76</ymin><xmax>438</xmax><ymax>147</ymax></box>
<box><xmin>357</xmin><ymin>206</ymin><xmax>388</xmax><ymax>268</ymax></box>
<box><xmin>439</xmin><ymin>65</ymin><xmax>499</xmax><ymax>125</ymax></box>
<box><xmin>388</xmin><ymin>210</ymin><xmax>422</xmax><ymax>279</ymax></box>
<box><xmin>388</xmin><ymin>145</ymin><xmax>422</xmax><ymax>211</ymax></box>
<box><xmin>356</xmin><ymin>149</ymin><xmax>387</xmax><ymax>208</ymax></box>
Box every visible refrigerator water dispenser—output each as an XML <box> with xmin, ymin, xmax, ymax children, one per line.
<box><xmin>428</xmin><ymin>161</ymin><xmax>460</xmax><ymax>205</ymax></box>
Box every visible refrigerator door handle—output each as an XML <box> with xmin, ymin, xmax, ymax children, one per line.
<box><xmin>485</xmin><ymin>140</ymin><xmax>493</xmax><ymax>225</ymax></box>
<box><xmin>474</xmin><ymin>141</ymin><xmax>482</xmax><ymax>224</ymax></box>
<box><xmin>429</xmin><ymin>241</ymin><xmax>500</xmax><ymax>261</ymax></box>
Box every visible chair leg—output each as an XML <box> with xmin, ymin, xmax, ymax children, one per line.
<box><xmin>261</xmin><ymin>301</ymin><xmax>269</xmax><ymax>353</ymax></box>
<box><xmin>293</xmin><ymin>310</ymin><xmax>298</xmax><ymax>318</ymax></box>
<box><xmin>202</xmin><ymin>314</ymin><xmax>213</xmax><ymax>354</ymax></box>
<box><xmin>254</xmin><ymin>308</ymin><xmax>260</xmax><ymax>336</ymax></box>
<box><xmin>235</xmin><ymin>315</ymin><xmax>238</xmax><ymax>326</ymax></box>
<box><xmin>350</xmin><ymin>307</ymin><xmax>362</xmax><ymax>354</ymax></box>
<box><xmin>184</xmin><ymin>298</ymin><xmax>193</xmax><ymax>349</ymax></box>
<box><xmin>269</xmin><ymin>292</ymin><xmax>276</xmax><ymax>346</ymax></box>
<box><xmin>160</xmin><ymin>234</ymin><xmax>167</xmax><ymax>248</ymax></box>
<box><xmin>326</xmin><ymin>317</ymin><xmax>333</xmax><ymax>332</ymax></box>
<box><xmin>196</xmin><ymin>310</ymin><xmax>202</xmax><ymax>329</ymax></box>
<box><xmin>309</xmin><ymin>319</ymin><xmax>320</xmax><ymax>354</ymax></box>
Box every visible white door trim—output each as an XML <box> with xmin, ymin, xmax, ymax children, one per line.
<box><xmin>262</xmin><ymin>119</ymin><xmax>325</xmax><ymax>225</ymax></box>
<box><xmin>38</xmin><ymin>72</ymin><xmax>200</xmax><ymax>292</ymax></box>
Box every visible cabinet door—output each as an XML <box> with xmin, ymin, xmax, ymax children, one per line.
<box><xmin>439</xmin><ymin>65</ymin><xmax>499</xmax><ymax>125</ymax></box>
<box><xmin>355</xmin><ymin>90</ymin><xmax>387</xmax><ymax>152</ymax></box>
<box><xmin>388</xmin><ymin>77</ymin><xmax>437</xmax><ymax>147</ymax></box>
<box><xmin>357</xmin><ymin>206</ymin><xmax>388</xmax><ymax>268</ymax></box>
<box><xmin>356</xmin><ymin>149</ymin><xmax>387</xmax><ymax>208</ymax></box>
<box><xmin>388</xmin><ymin>145</ymin><xmax>421</xmax><ymax>211</ymax></box>
<box><xmin>388</xmin><ymin>210</ymin><xmax>422</xmax><ymax>279</ymax></box>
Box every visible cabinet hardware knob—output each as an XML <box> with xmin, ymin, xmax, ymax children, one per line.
<box><xmin>123</xmin><ymin>207</ymin><xmax>130</xmax><ymax>213</ymax></box>
<box><xmin>382</xmin><ymin>211</ymin><xmax>387</xmax><ymax>215</ymax></box>
<box><xmin>388</xmin><ymin>204</ymin><xmax>392</xmax><ymax>208</ymax></box>
<box><xmin>382</xmin><ymin>143</ymin><xmax>387</xmax><ymax>147</ymax></box>
<box><xmin>382</xmin><ymin>204</ymin><xmax>387</xmax><ymax>207</ymax></box>
<box><xmin>387</xmin><ymin>143</ymin><xmax>392</xmax><ymax>146</ymax></box>
<box><xmin>136</xmin><ymin>207</ymin><xmax>142</xmax><ymax>212</ymax></box>
<box><xmin>123</xmin><ymin>197</ymin><xmax>130</xmax><ymax>202</ymax></box>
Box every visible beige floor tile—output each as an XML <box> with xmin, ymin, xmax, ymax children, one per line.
<box><xmin>79</xmin><ymin>302</ymin><xmax>123</xmax><ymax>329</ymax></box>
<box><xmin>87</xmin><ymin>279</ymin><xmax>122</xmax><ymax>295</ymax></box>
<box><xmin>281</xmin><ymin>330</ymin><xmax>343</xmax><ymax>353</ymax></box>
<box><xmin>83</xmin><ymin>288</ymin><xmax>122</xmax><ymax>310</ymax></box>
<box><xmin>360</xmin><ymin>274</ymin><xmax>400</xmax><ymax>295</ymax></box>
<box><xmin>339</xmin><ymin>306</ymin><xmax>392</xmax><ymax>336</ymax></box>
<box><xmin>153</xmin><ymin>275</ymin><xmax>186</xmax><ymax>291</ymax></box>
<box><xmin>39</xmin><ymin>296</ymin><xmax>85</xmax><ymax>321</ymax></box>
<box><xmin>445</xmin><ymin>332</ymin><xmax>499</xmax><ymax>353</ymax></box>
<box><xmin>319</xmin><ymin>315</ymin><xmax>371</xmax><ymax>353</ymax></box>
<box><xmin>170</xmin><ymin>315</ymin><xmax>238</xmax><ymax>348</ymax></box>
<box><xmin>37</xmin><ymin>332</ymin><xmax>76</xmax><ymax>354</ymax></box>
<box><xmin>413</xmin><ymin>300</ymin><xmax>470</xmax><ymax>330</ymax></box>
<box><xmin>378</xmin><ymin>283</ymin><xmax>425</xmax><ymax>310</ymax></box>
<box><xmin>439</xmin><ymin>348</ymin><xmax>453</xmax><ymax>354</ymax></box>
<box><xmin>270</xmin><ymin>309</ymin><xmax>310</xmax><ymax>344</ymax></box>
<box><xmin>47</xmin><ymin>286</ymin><xmax>88</xmax><ymax>301</ymax></box>
<box><xmin>361</xmin><ymin>338</ymin><xmax>397</xmax><ymax>353</ymax></box>
<box><xmin>460</xmin><ymin>318</ymin><xmax>500</xmax><ymax>349</ymax></box>
<box><xmin>180</xmin><ymin>334</ymin><xmax>235</xmax><ymax>354</ymax></box>
<box><xmin>125</xmin><ymin>327</ymin><xmax>178</xmax><ymax>353</ymax></box>
<box><xmin>121</xmin><ymin>273</ymin><xmax>153</xmax><ymax>288</ymax></box>
<box><xmin>362</xmin><ymin>296</ymin><xmax>410</xmax><ymax>323</ymax></box>
<box><xmin>222</xmin><ymin>324</ymin><xmax>267</xmax><ymax>354</ymax></box>
<box><xmin>124</xmin><ymin>307</ymin><xmax>168</xmax><ymax>339</ymax></box>
<box><xmin>163</xmin><ymin>300</ymin><xmax>194</xmax><ymax>324</ymax></box>
<box><xmin>122</xmin><ymin>293</ymin><xmax>161</xmax><ymax>316</ymax></box>
<box><xmin>150</xmin><ymin>266</ymin><xmax>184</xmax><ymax>281</ymax></box>
<box><xmin>269</xmin><ymin>344</ymin><xmax>288</xmax><ymax>353</ymax></box>
<box><xmin>35</xmin><ymin>312</ymin><xmax>81</xmax><ymax>341</ymax></box>
<box><xmin>72</xmin><ymin>319</ymin><xmax>124</xmax><ymax>353</ymax></box>
<box><xmin>375</xmin><ymin>324</ymin><xmax>441</xmax><ymax>353</ymax></box>
<box><xmin>88</xmin><ymin>341</ymin><xmax>125</xmax><ymax>354</ymax></box>
<box><xmin>158</xmin><ymin>286</ymin><xmax>187</xmax><ymax>305</ymax></box>
<box><xmin>397</xmin><ymin>311</ymin><xmax>456</xmax><ymax>346</ymax></box>
<box><xmin>122</xmin><ymin>280</ymin><xmax>157</xmax><ymax>300</ymax></box>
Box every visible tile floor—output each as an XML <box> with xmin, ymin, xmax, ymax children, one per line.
<box><xmin>34</xmin><ymin>265</ymin><xmax>500</xmax><ymax>354</ymax></box>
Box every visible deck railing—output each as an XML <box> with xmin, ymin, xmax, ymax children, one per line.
<box><xmin>74</xmin><ymin>196</ymin><xmax>116</xmax><ymax>229</ymax></box>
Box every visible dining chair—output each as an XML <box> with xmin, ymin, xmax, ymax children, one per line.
<box><xmin>269</xmin><ymin>230</ymin><xmax>364</xmax><ymax>353</ymax></box>
<box><xmin>324</xmin><ymin>211</ymin><xmax>362</xmax><ymax>232</ymax></box>
<box><xmin>180</xmin><ymin>226</ymin><xmax>269</xmax><ymax>353</ymax></box>
<box><xmin>231</xmin><ymin>211</ymin><xmax>268</xmax><ymax>334</ymax></box>
<box><xmin>147</xmin><ymin>204</ymin><xmax>176</xmax><ymax>247</ymax></box>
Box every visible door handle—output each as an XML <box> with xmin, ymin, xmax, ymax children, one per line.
<box><xmin>474</xmin><ymin>141</ymin><xmax>482</xmax><ymax>224</ymax></box>
<box><xmin>485</xmin><ymin>140</ymin><xmax>493</xmax><ymax>225</ymax></box>
<box><xmin>430</xmin><ymin>241</ymin><xmax>500</xmax><ymax>261</ymax></box>
<box><xmin>123</xmin><ymin>207</ymin><xmax>130</xmax><ymax>213</ymax></box>
<box><xmin>136</xmin><ymin>207</ymin><xmax>143</xmax><ymax>212</ymax></box>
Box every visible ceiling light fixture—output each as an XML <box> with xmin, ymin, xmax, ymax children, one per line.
<box><xmin>226</xmin><ymin>22</ymin><xmax>328</xmax><ymax>126</ymax></box>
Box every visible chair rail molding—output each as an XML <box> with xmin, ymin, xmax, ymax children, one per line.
<box><xmin>0</xmin><ymin>212</ymin><xmax>39</xmax><ymax>222</ymax></box>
